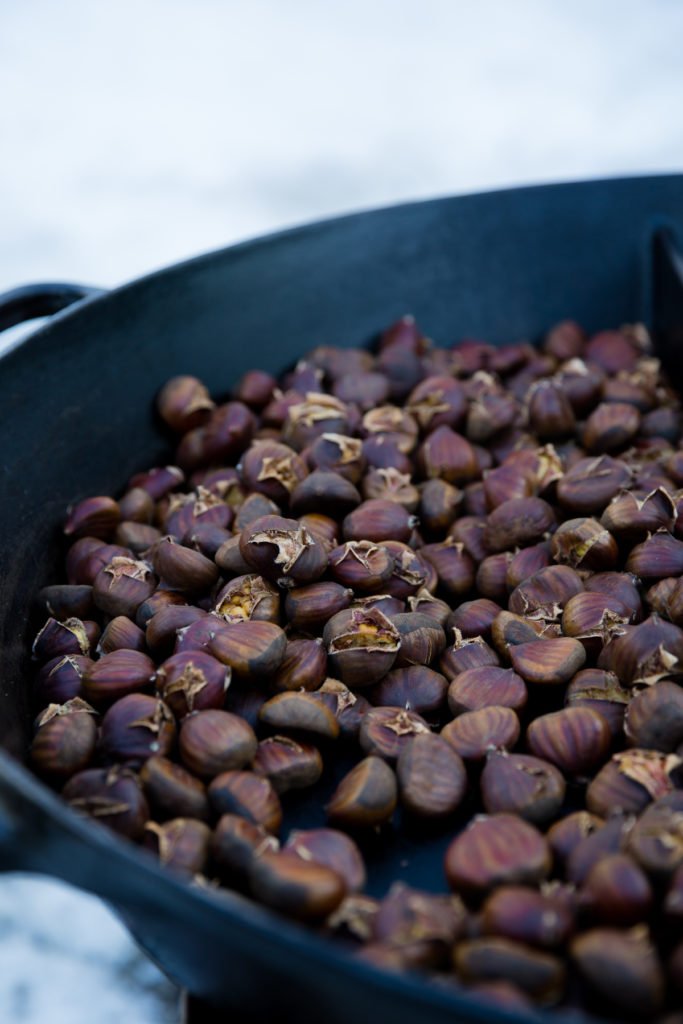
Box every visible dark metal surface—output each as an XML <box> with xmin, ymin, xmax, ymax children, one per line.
<box><xmin>182</xmin><ymin>990</ymin><xmax>301</xmax><ymax>1023</ymax></box>
<box><xmin>1</xmin><ymin>176</ymin><xmax>683</xmax><ymax>1024</ymax></box>
<box><xmin>652</xmin><ymin>226</ymin><xmax>683</xmax><ymax>377</ymax></box>
<box><xmin>181</xmin><ymin>991</ymin><xmax>263</xmax><ymax>1024</ymax></box>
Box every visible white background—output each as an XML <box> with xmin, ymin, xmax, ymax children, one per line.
<box><xmin>1</xmin><ymin>2</ymin><xmax>683</xmax><ymax>1021</ymax></box>
<box><xmin>3</xmin><ymin>0</ymin><xmax>683</xmax><ymax>293</ymax></box>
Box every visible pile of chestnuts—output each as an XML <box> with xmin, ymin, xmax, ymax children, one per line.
<box><xmin>28</xmin><ymin>315</ymin><xmax>683</xmax><ymax>1019</ymax></box>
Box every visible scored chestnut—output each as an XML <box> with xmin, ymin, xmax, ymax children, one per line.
<box><xmin>324</xmin><ymin>607</ymin><xmax>401</xmax><ymax>688</ymax></box>
<box><xmin>32</xmin><ymin>313</ymin><xmax>683</xmax><ymax>1005</ymax></box>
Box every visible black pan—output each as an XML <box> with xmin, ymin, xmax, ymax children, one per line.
<box><xmin>2</xmin><ymin>176</ymin><xmax>683</xmax><ymax>1024</ymax></box>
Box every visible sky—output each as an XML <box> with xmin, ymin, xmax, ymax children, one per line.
<box><xmin>1</xmin><ymin>1</ymin><xmax>683</xmax><ymax>292</ymax></box>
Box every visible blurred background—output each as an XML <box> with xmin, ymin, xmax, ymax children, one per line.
<box><xmin>1</xmin><ymin>1</ymin><xmax>683</xmax><ymax>1020</ymax></box>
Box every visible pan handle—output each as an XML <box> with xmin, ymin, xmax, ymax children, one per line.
<box><xmin>0</xmin><ymin>282</ymin><xmax>104</xmax><ymax>333</ymax></box>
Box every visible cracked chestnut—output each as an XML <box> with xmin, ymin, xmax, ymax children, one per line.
<box><xmin>211</xmin><ymin>814</ymin><xmax>277</xmax><ymax>880</ymax></box>
<box><xmin>239</xmin><ymin>514</ymin><xmax>328</xmax><ymax>585</ymax></box>
<box><xmin>144</xmin><ymin>818</ymin><xmax>211</xmax><ymax>875</ymax></box>
<box><xmin>586</xmin><ymin>749</ymin><xmax>682</xmax><ymax>818</ymax></box>
<box><xmin>100</xmin><ymin>694</ymin><xmax>176</xmax><ymax>763</ymax></box>
<box><xmin>565</xmin><ymin>668</ymin><xmax>630</xmax><ymax>738</ymax></box>
<box><xmin>359</xmin><ymin>706</ymin><xmax>431</xmax><ymax>761</ymax></box>
<box><xmin>328</xmin><ymin>540</ymin><xmax>394</xmax><ymax>592</ymax></box>
<box><xmin>324</xmin><ymin>607</ymin><xmax>401</xmax><ymax>687</ymax></box>
<box><xmin>441</xmin><ymin>633</ymin><xmax>500</xmax><ymax>678</ymax></box>
<box><xmin>213</xmin><ymin>574</ymin><xmax>280</xmax><ymax>625</ymax></box>
<box><xmin>30</xmin><ymin>698</ymin><xmax>98</xmax><ymax>778</ymax></box>
<box><xmin>480</xmin><ymin>751</ymin><xmax>566</xmax><ymax>825</ymax></box>
<box><xmin>35</xmin><ymin>654</ymin><xmax>93</xmax><ymax>705</ymax></box>
<box><xmin>373</xmin><ymin>882</ymin><xmax>466</xmax><ymax>969</ymax></box>
<box><xmin>239</xmin><ymin>440</ymin><xmax>308</xmax><ymax>503</ymax></box>
<box><xmin>32</xmin><ymin>616</ymin><xmax>99</xmax><ymax>661</ymax></box>
<box><xmin>154</xmin><ymin>650</ymin><xmax>230</xmax><ymax>717</ymax></box>
<box><xmin>156</xmin><ymin>375</ymin><xmax>214</xmax><ymax>432</ymax></box>
<box><xmin>63</xmin><ymin>766</ymin><xmax>149</xmax><ymax>840</ymax></box>
<box><xmin>253</xmin><ymin>735</ymin><xmax>323</xmax><ymax>794</ymax></box>
<box><xmin>546</xmin><ymin>810</ymin><xmax>604</xmax><ymax>867</ymax></box>
<box><xmin>98</xmin><ymin>616</ymin><xmax>146</xmax><ymax>655</ymax></box>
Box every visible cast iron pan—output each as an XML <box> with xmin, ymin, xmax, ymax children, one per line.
<box><xmin>2</xmin><ymin>177</ymin><xmax>683</xmax><ymax>1024</ymax></box>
